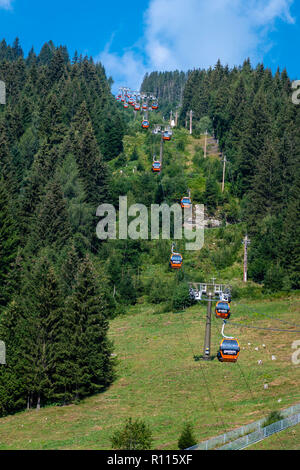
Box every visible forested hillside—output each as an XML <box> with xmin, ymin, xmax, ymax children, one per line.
<box><xmin>0</xmin><ymin>39</ymin><xmax>125</xmax><ymax>414</ymax></box>
<box><xmin>140</xmin><ymin>70</ymin><xmax>189</xmax><ymax>116</ymax></box>
<box><xmin>0</xmin><ymin>38</ymin><xmax>299</xmax><ymax>428</ymax></box>
<box><xmin>180</xmin><ymin>59</ymin><xmax>300</xmax><ymax>290</ymax></box>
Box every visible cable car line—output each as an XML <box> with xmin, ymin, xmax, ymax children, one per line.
<box><xmin>111</xmin><ymin>98</ymin><xmax>293</xmax><ymax>448</ymax></box>
<box><xmin>224</xmin><ymin>321</ymin><xmax>300</xmax><ymax>333</ymax></box>
<box><xmin>232</xmin><ymin>300</ymin><xmax>300</xmax><ymax>329</ymax></box>
<box><xmin>211</xmin><ymin>314</ymin><xmax>287</xmax><ymax>450</ymax></box>
<box><xmin>235</xmin><ymin>362</ymin><xmax>285</xmax><ymax>450</ymax></box>
<box><xmin>177</xmin><ymin>310</ymin><xmax>230</xmax><ymax>436</ymax></box>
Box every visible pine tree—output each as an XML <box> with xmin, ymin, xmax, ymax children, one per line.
<box><xmin>74</xmin><ymin>120</ymin><xmax>110</xmax><ymax>206</ymax></box>
<box><xmin>246</xmin><ymin>139</ymin><xmax>283</xmax><ymax>231</ymax></box>
<box><xmin>19</xmin><ymin>257</ymin><xmax>64</xmax><ymax>408</ymax></box>
<box><xmin>0</xmin><ymin>301</ymin><xmax>28</xmax><ymax>415</ymax></box>
<box><xmin>38</xmin><ymin>42</ymin><xmax>54</xmax><ymax>65</ymax></box>
<box><xmin>0</xmin><ymin>179</ymin><xmax>19</xmax><ymax>307</ymax></box>
<box><xmin>26</xmin><ymin>179</ymin><xmax>71</xmax><ymax>254</ymax></box>
<box><xmin>204</xmin><ymin>176</ymin><xmax>219</xmax><ymax>214</ymax></box>
<box><xmin>236</xmin><ymin>88</ymin><xmax>272</xmax><ymax>195</ymax></box>
<box><xmin>59</xmin><ymin>255</ymin><xmax>114</xmax><ymax>401</ymax></box>
<box><xmin>0</xmin><ymin>257</ymin><xmax>64</xmax><ymax>413</ymax></box>
<box><xmin>178</xmin><ymin>422</ymin><xmax>197</xmax><ymax>450</ymax></box>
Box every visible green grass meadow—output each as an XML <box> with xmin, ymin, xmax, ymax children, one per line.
<box><xmin>0</xmin><ymin>297</ymin><xmax>299</xmax><ymax>450</ymax></box>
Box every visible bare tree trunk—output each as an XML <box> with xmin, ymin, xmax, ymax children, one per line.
<box><xmin>27</xmin><ymin>393</ymin><xmax>30</xmax><ymax>411</ymax></box>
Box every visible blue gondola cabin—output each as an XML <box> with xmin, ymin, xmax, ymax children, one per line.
<box><xmin>180</xmin><ymin>197</ymin><xmax>192</xmax><ymax>209</ymax></box>
<box><xmin>142</xmin><ymin>120</ymin><xmax>150</xmax><ymax>129</ymax></box>
<box><xmin>217</xmin><ymin>339</ymin><xmax>240</xmax><ymax>363</ymax></box>
<box><xmin>152</xmin><ymin>161</ymin><xmax>161</xmax><ymax>173</ymax></box>
<box><xmin>169</xmin><ymin>253</ymin><xmax>183</xmax><ymax>269</ymax></box>
<box><xmin>215</xmin><ymin>301</ymin><xmax>231</xmax><ymax>319</ymax></box>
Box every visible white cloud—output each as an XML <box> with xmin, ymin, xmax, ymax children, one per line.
<box><xmin>247</xmin><ymin>0</ymin><xmax>295</xmax><ymax>25</ymax></box>
<box><xmin>0</xmin><ymin>0</ymin><xmax>12</xmax><ymax>10</ymax></box>
<box><xmin>98</xmin><ymin>0</ymin><xmax>295</xmax><ymax>91</ymax></box>
<box><xmin>97</xmin><ymin>45</ymin><xmax>147</xmax><ymax>92</ymax></box>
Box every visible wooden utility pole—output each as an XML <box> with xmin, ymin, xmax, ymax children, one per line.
<box><xmin>242</xmin><ymin>235</ymin><xmax>251</xmax><ymax>283</ymax></box>
<box><xmin>204</xmin><ymin>130</ymin><xmax>208</xmax><ymax>158</ymax></box>
<box><xmin>175</xmin><ymin>110</ymin><xmax>178</xmax><ymax>127</ymax></box>
<box><xmin>203</xmin><ymin>292</ymin><xmax>212</xmax><ymax>360</ymax></box>
<box><xmin>160</xmin><ymin>134</ymin><xmax>163</xmax><ymax>164</ymax></box>
<box><xmin>189</xmin><ymin>110</ymin><xmax>193</xmax><ymax>135</ymax></box>
<box><xmin>221</xmin><ymin>154</ymin><xmax>227</xmax><ymax>192</ymax></box>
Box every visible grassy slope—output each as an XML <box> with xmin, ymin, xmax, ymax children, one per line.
<box><xmin>0</xmin><ymin>297</ymin><xmax>299</xmax><ymax>450</ymax></box>
<box><xmin>0</xmin><ymin>129</ymin><xmax>299</xmax><ymax>450</ymax></box>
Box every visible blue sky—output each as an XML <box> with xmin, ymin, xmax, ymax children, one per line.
<box><xmin>1</xmin><ymin>0</ymin><xmax>299</xmax><ymax>91</ymax></box>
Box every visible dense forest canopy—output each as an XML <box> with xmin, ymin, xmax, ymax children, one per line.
<box><xmin>140</xmin><ymin>70</ymin><xmax>189</xmax><ymax>116</ymax></box>
<box><xmin>179</xmin><ymin>59</ymin><xmax>300</xmax><ymax>290</ymax></box>
<box><xmin>139</xmin><ymin>61</ymin><xmax>300</xmax><ymax>292</ymax></box>
<box><xmin>0</xmin><ymin>38</ymin><xmax>125</xmax><ymax>414</ymax></box>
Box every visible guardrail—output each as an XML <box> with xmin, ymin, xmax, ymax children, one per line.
<box><xmin>218</xmin><ymin>412</ymin><xmax>300</xmax><ymax>450</ymax></box>
<box><xmin>187</xmin><ymin>403</ymin><xmax>300</xmax><ymax>450</ymax></box>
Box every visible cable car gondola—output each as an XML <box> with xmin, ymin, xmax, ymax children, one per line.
<box><xmin>169</xmin><ymin>253</ymin><xmax>183</xmax><ymax>269</ymax></box>
<box><xmin>163</xmin><ymin>131</ymin><xmax>171</xmax><ymax>141</ymax></box>
<box><xmin>134</xmin><ymin>104</ymin><xmax>140</xmax><ymax>111</ymax></box>
<box><xmin>215</xmin><ymin>301</ymin><xmax>231</xmax><ymax>319</ymax></box>
<box><xmin>142</xmin><ymin>103</ymin><xmax>148</xmax><ymax>110</ymax></box>
<box><xmin>152</xmin><ymin>161</ymin><xmax>161</xmax><ymax>173</ymax></box>
<box><xmin>152</xmin><ymin>103</ymin><xmax>158</xmax><ymax>110</ymax></box>
<box><xmin>142</xmin><ymin>119</ymin><xmax>150</xmax><ymax>129</ymax></box>
<box><xmin>124</xmin><ymin>103</ymin><xmax>129</xmax><ymax>109</ymax></box>
<box><xmin>217</xmin><ymin>338</ymin><xmax>240</xmax><ymax>362</ymax></box>
<box><xmin>180</xmin><ymin>196</ymin><xmax>192</xmax><ymax>208</ymax></box>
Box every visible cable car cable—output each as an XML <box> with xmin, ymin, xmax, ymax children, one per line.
<box><xmin>225</xmin><ymin>321</ymin><xmax>300</xmax><ymax>333</ymax></box>
<box><xmin>177</xmin><ymin>310</ymin><xmax>230</xmax><ymax>436</ymax></box>
<box><xmin>211</xmin><ymin>310</ymin><xmax>287</xmax><ymax>450</ymax></box>
<box><xmin>232</xmin><ymin>300</ymin><xmax>300</xmax><ymax>329</ymax></box>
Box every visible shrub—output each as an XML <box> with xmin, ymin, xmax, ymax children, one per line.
<box><xmin>263</xmin><ymin>411</ymin><xmax>284</xmax><ymax>428</ymax></box>
<box><xmin>137</xmin><ymin>161</ymin><xmax>144</xmax><ymax>172</ymax></box>
<box><xmin>178</xmin><ymin>422</ymin><xmax>197</xmax><ymax>449</ymax></box>
<box><xmin>172</xmin><ymin>283</ymin><xmax>194</xmax><ymax>310</ymax></box>
<box><xmin>192</xmin><ymin>151</ymin><xmax>204</xmax><ymax>169</ymax></box>
<box><xmin>147</xmin><ymin>275</ymin><xmax>173</xmax><ymax>304</ymax></box>
<box><xmin>130</xmin><ymin>146</ymin><xmax>139</xmax><ymax>161</ymax></box>
<box><xmin>110</xmin><ymin>417</ymin><xmax>153</xmax><ymax>450</ymax></box>
<box><xmin>176</xmin><ymin>138</ymin><xmax>186</xmax><ymax>151</ymax></box>
<box><xmin>263</xmin><ymin>264</ymin><xmax>285</xmax><ymax>292</ymax></box>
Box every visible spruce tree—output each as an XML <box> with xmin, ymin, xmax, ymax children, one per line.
<box><xmin>26</xmin><ymin>179</ymin><xmax>71</xmax><ymax>253</ymax></box>
<box><xmin>20</xmin><ymin>257</ymin><xmax>64</xmax><ymax>408</ymax></box>
<box><xmin>178</xmin><ymin>422</ymin><xmax>197</xmax><ymax>450</ymax></box>
<box><xmin>0</xmin><ymin>179</ymin><xmax>19</xmax><ymax>307</ymax></box>
<box><xmin>57</xmin><ymin>255</ymin><xmax>114</xmax><ymax>401</ymax></box>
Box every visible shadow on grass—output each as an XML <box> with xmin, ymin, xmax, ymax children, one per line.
<box><xmin>194</xmin><ymin>354</ymin><xmax>217</xmax><ymax>361</ymax></box>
